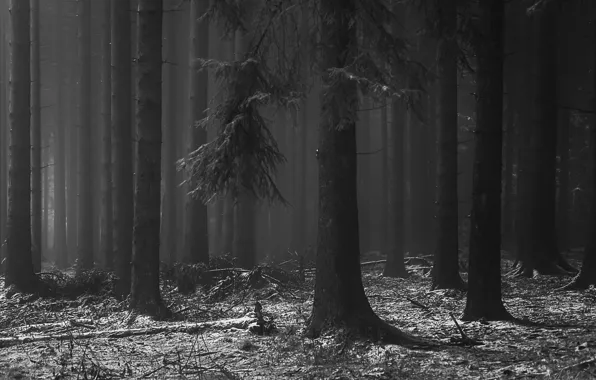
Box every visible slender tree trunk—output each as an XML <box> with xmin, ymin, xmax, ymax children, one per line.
<box><xmin>383</xmin><ymin>4</ymin><xmax>408</xmax><ymax>278</ymax></box>
<box><xmin>5</xmin><ymin>0</ymin><xmax>37</xmax><ymax>291</ymax></box>
<box><xmin>431</xmin><ymin>0</ymin><xmax>464</xmax><ymax>290</ymax></box>
<box><xmin>185</xmin><ymin>0</ymin><xmax>209</xmax><ymax>264</ymax></box>
<box><xmin>53</xmin><ymin>0</ymin><xmax>66</xmax><ymax>268</ymax></box>
<box><xmin>42</xmin><ymin>133</ymin><xmax>49</xmax><ymax>255</ymax></box>
<box><xmin>512</xmin><ymin>1</ymin><xmax>574</xmax><ymax>277</ymax></box>
<box><xmin>305</xmin><ymin>0</ymin><xmax>422</xmax><ymax>345</ymax></box>
<box><xmin>232</xmin><ymin>3</ymin><xmax>258</xmax><ymax>269</ymax></box>
<box><xmin>461</xmin><ymin>0</ymin><xmax>511</xmax><ymax>321</ymax></box>
<box><xmin>0</xmin><ymin>11</ymin><xmax>6</xmax><ymax>268</ymax></box>
<box><xmin>130</xmin><ymin>0</ymin><xmax>168</xmax><ymax>317</ymax></box>
<box><xmin>30</xmin><ymin>0</ymin><xmax>41</xmax><ymax>272</ymax></box>
<box><xmin>100</xmin><ymin>0</ymin><xmax>113</xmax><ymax>269</ymax></box>
<box><xmin>379</xmin><ymin>103</ymin><xmax>388</xmax><ymax>255</ymax></box>
<box><xmin>76</xmin><ymin>0</ymin><xmax>93</xmax><ymax>270</ymax></box>
<box><xmin>162</xmin><ymin>1</ymin><xmax>177</xmax><ymax>264</ymax></box>
<box><xmin>112</xmin><ymin>0</ymin><xmax>134</xmax><ymax>297</ymax></box>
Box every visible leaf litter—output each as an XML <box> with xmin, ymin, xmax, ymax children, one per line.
<box><xmin>0</xmin><ymin>251</ymin><xmax>594</xmax><ymax>379</ymax></box>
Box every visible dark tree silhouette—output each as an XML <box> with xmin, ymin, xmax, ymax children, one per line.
<box><xmin>431</xmin><ymin>0</ymin><xmax>465</xmax><ymax>290</ymax></box>
<box><xmin>4</xmin><ymin>0</ymin><xmax>37</xmax><ymax>292</ymax></box>
<box><xmin>30</xmin><ymin>0</ymin><xmax>42</xmax><ymax>273</ymax></box>
<box><xmin>130</xmin><ymin>0</ymin><xmax>169</xmax><ymax>317</ymax></box>
<box><xmin>185</xmin><ymin>0</ymin><xmax>209</xmax><ymax>264</ymax></box>
<box><xmin>77</xmin><ymin>0</ymin><xmax>93</xmax><ymax>271</ymax></box>
<box><xmin>112</xmin><ymin>0</ymin><xmax>134</xmax><ymax>297</ymax></box>
<box><xmin>305</xmin><ymin>0</ymin><xmax>424</xmax><ymax>345</ymax></box>
<box><xmin>101</xmin><ymin>0</ymin><xmax>113</xmax><ymax>269</ymax></box>
<box><xmin>461</xmin><ymin>0</ymin><xmax>512</xmax><ymax>321</ymax></box>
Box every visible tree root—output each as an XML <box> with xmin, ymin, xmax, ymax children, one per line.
<box><xmin>461</xmin><ymin>304</ymin><xmax>514</xmax><ymax>322</ymax></box>
<box><xmin>305</xmin><ymin>312</ymin><xmax>434</xmax><ymax>348</ymax></box>
<box><xmin>507</xmin><ymin>261</ymin><xmax>573</xmax><ymax>278</ymax></box>
<box><xmin>556</xmin><ymin>275</ymin><xmax>595</xmax><ymax>291</ymax></box>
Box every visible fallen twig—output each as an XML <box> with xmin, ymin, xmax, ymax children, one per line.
<box><xmin>407</xmin><ymin>297</ymin><xmax>429</xmax><ymax>310</ymax></box>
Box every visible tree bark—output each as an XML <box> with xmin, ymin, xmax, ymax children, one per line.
<box><xmin>112</xmin><ymin>0</ymin><xmax>134</xmax><ymax>297</ymax></box>
<box><xmin>383</xmin><ymin>4</ymin><xmax>408</xmax><ymax>278</ymax></box>
<box><xmin>100</xmin><ymin>0</ymin><xmax>113</xmax><ymax>270</ymax></box>
<box><xmin>305</xmin><ymin>0</ymin><xmax>423</xmax><ymax>345</ymax></box>
<box><xmin>357</xmin><ymin>95</ymin><xmax>371</xmax><ymax>254</ymax></box>
<box><xmin>431</xmin><ymin>0</ymin><xmax>465</xmax><ymax>290</ymax></box>
<box><xmin>130</xmin><ymin>0</ymin><xmax>168</xmax><ymax>317</ymax></box>
<box><xmin>30</xmin><ymin>0</ymin><xmax>41</xmax><ymax>272</ymax></box>
<box><xmin>231</xmin><ymin>2</ymin><xmax>259</xmax><ymax>269</ymax></box>
<box><xmin>560</xmin><ymin>4</ymin><xmax>596</xmax><ymax>290</ymax></box>
<box><xmin>379</xmin><ymin>102</ymin><xmax>388</xmax><ymax>255</ymax></box>
<box><xmin>5</xmin><ymin>0</ymin><xmax>37</xmax><ymax>291</ymax></box>
<box><xmin>512</xmin><ymin>1</ymin><xmax>573</xmax><ymax>277</ymax></box>
<box><xmin>162</xmin><ymin>3</ymin><xmax>177</xmax><ymax>265</ymax></box>
<box><xmin>185</xmin><ymin>0</ymin><xmax>209</xmax><ymax>264</ymax></box>
<box><xmin>0</xmin><ymin>9</ymin><xmax>6</xmax><ymax>269</ymax></box>
<box><xmin>76</xmin><ymin>0</ymin><xmax>93</xmax><ymax>271</ymax></box>
<box><xmin>461</xmin><ymin>0</ymin><xmax>511</xmax><ymax>321</ymax></box>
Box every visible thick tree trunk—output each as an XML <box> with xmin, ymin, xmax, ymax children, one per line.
<box><xmin>560</xmin><ymin>5</ymin><xmax>596</xmax><ymax>290</ymax></box>
<box><xmin>112</xmin><ymin>0</ymin><xmax>134</xmax><ymax>297</ymax></box>
<box><xmin>185</xmin><ymin>0</ymin><xmax>209</xmax><ymax>264</ymax></box>
<box><xmin>130</xmin><ymin>0</ymin><xmax>168</xmax><ymax>317</ymax></box>
<box><xmin>431</xmin><ymin>0</ymin><xmax>465</xmax><ymax>290</ymax></box>
<box><xmin>383</xmin><ymin>4</ymin><xmax>408</xmax><ymax>278</ymax></box>
<box><xmin>76</xmin><ymin>0</ymin><xmax>93</xmax><ymax>271</ymax></box>
<box><xmin>357</xmin><ymin>96</ymin><xmax>371</xmax><ymax>254</ymax></box>
<box><xmin>557</xmin><ymin>109</ymin><xmax>571</xmax><ymax>252</ymax></box>
<box><xmin>501</xmin><ymin>93</ymin><xmax>516</xmax><ymax>251</ymax></box>
<box><xmin>5</xmin><ymin>0</ymin><xmax>37</xmax><ymax>291</ymax></box>
<box><xmin>512</xmin><ymin>1</ymin><xmax>573</xmax><ymax>277</ymax></box>
<box><xmin>30</xmin><ymin>0</ymin><xmax>41</xmax><ymax>272</ymax></box>
<box><xmin>305</xmin><ymin>0</ymin><xmax>422</xmax><ymax>345</ymax></box>
<box><xmin>162</xmin><ymin>4</ymin><xmax>177</xmax><ymax>265</ymax></box>
<box><xmin>100</xmin><ymin>0</ymin><xmax>113</xmax><ymax>269</ymax></box>
<box><xmin>461</xmin><ymin>0</ymin><xmax>511</xmax><ymax>321</ymax></box>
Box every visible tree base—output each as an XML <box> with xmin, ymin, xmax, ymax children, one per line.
<box><xmin>130</xmin><ymin>298</ymin><xmax>172</xmax><ymax>320</ymax></box>
<box><xmin>431</xmin><ymin>275</ymin><xmax>467</xmax><ymax>291</ymax></box>
<box><xmin>382</xmin><ymin>266</ymin><xmax>410</xmax><ymax>279</ymax></box>
<box><xmin>305</xmin><ymin>311</ymin><xmax>433</xmax><ymax>348</ymax></box>
<box><xmin>507</xmin><ymin>261</ymin><xmax>574</xmax><ymax>278</ymax></box>
<box><xmin>461</xmin><ymin>305</ymin><xmax>514</xmax><ymax>322</ymax></box>
<box><xmin>557</xmin><ymin>274</ymin><xmax>596</xmax><ymax>291</ymax></box>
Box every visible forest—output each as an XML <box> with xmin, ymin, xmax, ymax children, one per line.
<box><xmin>0</xmin><ymin>0</ymin><xmax>595</xmax><ymax>378</ymax></box>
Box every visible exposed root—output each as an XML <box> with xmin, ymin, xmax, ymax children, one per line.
<box><xmin>508</xmin><ymin>261</ymin><xmax>573</xmax><ymax>278</ymax></box>
<box><xmin>556</xmin><ymin>274</ymin><xmax>595</xmax><ymax>291</ymax></box>
<box><xmin>460</xmin><ymin>304</ymin><xmax>514</xmax><ymax>322</ymax></box>
<box><xmin>305</xmin><ymin>312</ymin><xmax>434</xmax><ymax>348</ymax></box>
<box><xmin>430</xmin><ymin>276</ymin><xmax>467</xmax><ymax>291</ymax></box>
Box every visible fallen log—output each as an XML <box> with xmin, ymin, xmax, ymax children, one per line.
<box><xmin>0</xmin><ymin>316</ymin><xmax>255</xmax><ymax>348</ymax></box>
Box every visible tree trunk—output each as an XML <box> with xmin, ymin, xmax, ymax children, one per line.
<box><xmin>76</xmin><ymin>0</ymin><xmax>93</xmax><ymax>271</ymax></box>
<box><xmin>560</xmin><ymin>4</ymin><xmax>596</xmax><ymax>290</ymax></box>
<box><xmin>431</xmin><ymin>0</ymin><xmax>465</xmax><ymax>290</ymax></box>
<box><xmin>130</xmin><ymin>0</ymin><xmax>168</xmax><ymax>317</ymax></box>
<box><xmin>501</xmin><ymin>92</ymin><xmax>516</xmax><ymax>251</ymax></box>
<box><xmin>161</xmin><ymin>2</ymin><xmax>177</xmax><ymax>265</ymax></box>
<box><xmin>5</xmin><ymin>0</ymin><xmax>37</xmax><ymax>291</ymax></box>
<box><xmin>512</xmin><ymin>1</ymin><xmax>573</xmax><ymax>277</ymax></box>
<box><xmin>0</xmin><ymin>10</ymin><xmax>6</xmax><ymax>268</ymax></box>
<box><xmin>305</xmin><ymin>0</ymin><xmax>422</xmax><ymax>345</ymax></box>
<box><xmin>100</xmin><ymin>0</ymin><xmax>113</xmax><ymax>269</ymax></box>
<box><xmin>461</xmin><ymin>0</ymin><xmax>511</xmax><ymax>321</ymax></box>
<box><xmin>383</xmin><ymin>4</ymin><xmax>408</xmax><ymax>278</ymax></box>
<box><xmin>379</xmin><ymin>102</ymin><xmax>388</xmax><ymax>255</ymax></box>
<box><xmin>357</xmin><ymin>96</ymin><xmax>370</xmax><ymax>254</ymax></box>
<box><xmin>185</xmin><ymin>0</ymin><xmax>209</xmax><ymax>264</ymax></box>
<box><xmin>557</xmin><ymin>109</ymin><xmax>570</xmax><ymax>252</ymax></box>
<box><xmin>53</xmin><ymin>0</ymin><xmax>67</xmax><ymax>268</ymax></box>
<box><xmin>112</xmin><ymin>0</ymin><xmax>134</xmax><ymax>297</ymax></box>
<box><xmin>30</xmin><ymin>0</ymin><xmax>41</xmax><ymax>272</ymax></box>
<box><xmin>231</xmin><ymin>3</ymin><xmax>258</xmax><ymax>269</ymax></box>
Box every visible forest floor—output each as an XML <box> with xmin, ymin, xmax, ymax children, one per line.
<box><xmin>0</xmin><ymin>251</ymin><xmax>595</xmax><ymax>380</ymax></box>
